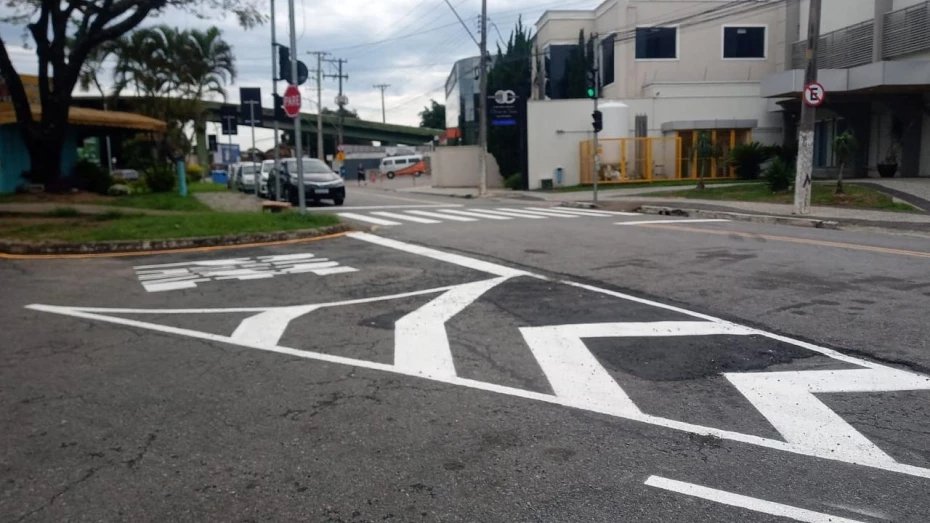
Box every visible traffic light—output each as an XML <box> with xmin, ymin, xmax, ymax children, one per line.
<box><xmin>276</xmin><ymin>45</ymin><xmax>289</xmax><ymax>82</ymax></box>
<box><xmin>592</xmin><ymin>110</ymin><xmax>603</xmax><ymax>133</ymax></box>
<box><xmin>586</xmin><ymin>68</ymin><xmax>596</xmax><ymax>98</ymax></box>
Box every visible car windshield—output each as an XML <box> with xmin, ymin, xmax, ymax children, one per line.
<box><xmin>284</xmin><ymin>159</ymin><xmax>333</xmax><ymax>174</ymax></box>
<box><xmin>261</xmin><ymin>163</ymin><xmax>274</xmax><ymax>173</ymax></box>
<box><xmin>240</xmin><ymin>165</ymin><xmax>257</xmax><ymax>174</ymax></box>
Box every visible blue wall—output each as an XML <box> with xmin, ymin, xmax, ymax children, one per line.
<box><xmin>0</xmin><ymin>125</ymin><xmax>78</xmax><ymax>193</ymax></box>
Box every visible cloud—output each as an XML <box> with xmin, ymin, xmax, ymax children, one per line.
<box><xmin>0</xmin><ymin>0</ymin><xmax>599</xmax><ymax>148</ymax></box>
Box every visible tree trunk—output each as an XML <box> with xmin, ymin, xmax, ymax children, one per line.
<box><xmin>835</xmin><ymin>162</ymin><xmax>845</xmax><ymax>195</ymax></box>
<box><xmin>195</xmin><ymin>117</ymin><xmax>209</xmax><ymax>167</ymax></box>
<box><xmin>697</xmin><ymin>156</ymin><xmax>706</xmax><ymax>190</ymax></box>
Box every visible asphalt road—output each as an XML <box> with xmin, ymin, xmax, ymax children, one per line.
<box><xmin>2</xmin><ymin>186</ymin><xmax>930</xmax><ymax>522</ymax></box>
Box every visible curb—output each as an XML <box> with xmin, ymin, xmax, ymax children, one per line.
<box><xmin>637</xmin><ymin>206</ymin><xmax>841</xmax><ymax>230</ymax></box>
<box><xmin>0</xmin><ymin>224</ymin><xmax>353</xmax><ymax>256</ymax></box>
<box><xmin>559</xmin><ymin>201</ymin><xmax>599</xmax><ymax>209</ymax></box>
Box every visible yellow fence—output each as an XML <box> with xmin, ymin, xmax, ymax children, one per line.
<box><xmin>580</xmin><ymin>135</ymin><xmax>739</xmax><ymax>184</ymax></box>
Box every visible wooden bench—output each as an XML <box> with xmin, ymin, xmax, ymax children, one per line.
<box><xmin>261</xmin><ymin>201</ymin><xmax>292</xmax><ymax>213</ymax></box>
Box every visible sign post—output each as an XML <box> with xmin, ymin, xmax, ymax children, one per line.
<box><xmin>240</xmin><ymin>87</ymin><xmax>263</xmax><ymax>196</ymax></box>
<box><xmin>282</xmin><ymin>82</ymin><xmax>304</xmax><ymax>211</ymax></box>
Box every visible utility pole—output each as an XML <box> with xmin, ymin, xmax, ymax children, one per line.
<box><xmin>477</xmin><ymin>0</ymin><xmax>488</xmax><ymax>196</ymax></box>
<box><xmin>308</xmin><ymin>51</ymin><xmax>329</xmax><ymax>160</ymax></box>
<box><xmin>324</xmin><ymin>57</ymin><xmax>348</xmax><ymax>147</ymax></box>
<box><xmin>592</xmin><ymin>33</ymin><xmax>600</xmax><ymax>205</ymax></box>
<box><xmin>287</xmin><ymin>0</ymin><xmax>306</xmax><ymax>213</ymax></box>
<box><xmin>270</xmin><ymin>0</ymin><xmax>282</xmax><ymax>201</ymax></box>
<box><xmin>373</xmin><ymin>83</ymin><xmax>390</xmax><ymax>123</ymax></box>
<box><xmin>794</xmin><ymin>0</ymin><xmax>822</xmax><ymax>215</ymax></box>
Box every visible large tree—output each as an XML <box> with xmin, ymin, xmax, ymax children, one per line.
<box><xmin>418</xmin><ymin>100</ymin><xmax>445</xmax><ymax>129</ymax></box>
<box><xmin>0</xmin><ymin>0</ymin><xmax>262</xmax><ymax>184</ymax></box>
<box><xmin>182</xmin><ymin>27</ymin><xmax>237</xmax><ymax>167</ymax></box>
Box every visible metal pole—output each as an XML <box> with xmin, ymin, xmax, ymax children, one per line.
<box><xmin>794</xmin><ymin>0</ymin><xmax>822</xmax><ymax>215</ymax></box>
<box><xmin>374</xmin><ymin>84</ymin><xmax>390</xmax><ymax>123</ymax></box>
<box><xmin>271</xmin><ymin>0</ymin><xmax>282</xmax><ymax>201</ymax></box>
<box><xmin>102</xmin><ymin>100</ymin><xmax>113</xmax><ymax>176</ymax></box>
<box><xmin>316</xmin><ymin>52</ymin><xmax>324</xmax><ymax>160</ymax></box>
<box><xmin>593</xmin><ymin>33</ymin><xmax>600</xmax><ymax>205</ymax></box>
<box><xmin>288</xmin><ymin>0</ymin><xmax>306</xmax><ymax>213</ymax></box>
<box><xmin>249</xmin><ymin>103</ymin><xmax>258</xmax><ymax>196</ymax></box>
<box><xmin>337</xmin><ymin>59</ymin><xmax>346</xmax><ymax>147</ymax></box>
<box><xmin>477</xmin><ymin>0</ymin><xmax>488</xmax><ymax>196</ymax></box>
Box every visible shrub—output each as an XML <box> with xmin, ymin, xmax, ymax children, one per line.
<box><xmin>46</xmin><ymin>207</ymin><xmax>80</xmax><ymax>218</ymax></box>
<box><xmin>186</xmin><ymin>163</ymin><xmax>205</xmax><ymax>180</ymax></box>
<box><xmin>764</xmin><ymin>156</ymin><xmax>794</xmax><ymax>192</ymax></box>
<box><xmin>73</xmin><ymin>160</ymin><xmax>113</xmax><ymax>195</ymax></box>
<box><xmin>728</xmin><ymin>142</ymin><xmax>766</xmax><ymax>180</ymax></box>
<box><xmin>504</xmin><ymin>173</ymin><xmax>523</xmax><ymax>190</ymax></box>
<box><xmin>144</xmin><ymin>164</ymin><xmax>176</xmax><ymax>193</ymax></box>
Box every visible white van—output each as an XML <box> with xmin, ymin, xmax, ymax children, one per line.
<box><xmin>379</xmin><ymin>155</ymin><xmax>426</xmax><ymax>179</ymax></box>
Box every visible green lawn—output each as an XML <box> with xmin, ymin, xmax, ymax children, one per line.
<box><xmin>538</xmin><ymin>179</ymin><xmax>751</xmax><ymax>193</ymax></box>
<box><xmin>0</xmin><ymin>212</ymin><xmax>341</xmax><ymax>243</ymax></box>
<box><xmin>649</xmin><ymin>183</ymin><xmax>917</xmax><ymax>212</ymax></box>
<box><xmin>188</xmin><ymin>181</ymin><xmax>230</xmax><ymax>193</ymax></box>
<box><xmin>102</xmin><ymin>191</ymin><xmax>212</xmax><ymax>212</ymax></box>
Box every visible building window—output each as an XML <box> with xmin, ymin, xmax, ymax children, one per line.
<box><xmin>635</xmin><ymin>27</ymin><xmax>677</xmax><ymax>60</ymax></box>
<box><xmin>600</xmin><ymin>34</ymin><xmax>615</xmax><ymax>86</ymax></box>
<box><xmin>723</xmin><ymin>26</ymin><xmax>766</xmax><ymax>59</ymax></box>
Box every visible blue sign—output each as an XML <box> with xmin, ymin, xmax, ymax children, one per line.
<box><xmin>492</xmin><ymin>119</ymin><xmax>516</xmax><ymax>126</ymax></box>
<box><xmin>219</xmin><ymin>144</ymin><xmax>240</xmax><ymax>165</ymax></box>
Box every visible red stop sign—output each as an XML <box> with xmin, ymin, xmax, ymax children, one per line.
<box><xmin>282</xmin><ymin>85</ymin><xmax>301</xmax><ymax>118</ymax></box>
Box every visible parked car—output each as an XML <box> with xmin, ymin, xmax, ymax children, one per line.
<box><xmin>379</xmin><ymin>154</ymin><xmax>426</xmax><ymax>179</ymax></box>
<box><xmin>235</xmin><ymin>162</ymin><xmax>260</xmax><ymax>193</ymax></box>
<box><xmin>258</xmin><ymin>159</ymin><xmax>276</xmax><ymax>197</ymax></box>
<box><xmin>268</xmin><ymin>158</ymin><xmax>345</xmax><ymax>206</ymax></box>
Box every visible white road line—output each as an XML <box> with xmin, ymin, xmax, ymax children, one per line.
<box><xmin>371</xmin><ymin>211</ymin><xmax>440</xmax><ymax>224</ymax></box>
<box><xmin>337</xmin><ymin>212</ymin><xmax>401</xmax><ymax>226</ymax></box>
<box><xmin>395</xmin><ymin>277</ymin><xmax>509</xmax><ymax>379</ymax></box>
<box><xmin>405</xmin><ymin>209</ymin><xmax>477</xmax><ymax>222</ymax></box>
<box><xmin>142</xmin><ymin>280</ymin><xmax>209</xmax><ymax>292</ymax></box>
<box><xmin>332</xmin><ymin>203</ymin><xmax>464</xmax><ymax>211</ymax></box>
<box><xmin>521</xmin><ymin>207</ymin><xmax>606</xmax><ymax>217</ymax></box>
<box><xmin>552</xmin><ymin>207</ymin><xmax>640</xmax><ymax>216</ymax></box>
<box><xmin>231</xmin><ymin>305</ymin><xmax>321</xmax><ymax>346</ymax></box>
<box><xmin>437</xmin><ymin>208</ymin><xmax>513</xmax><ymax>220</ymax></box>
<box><xmin>310</xmin><ymin>266</ymin><xmax>359</xmax><ymax>276</ymax></box>
<box><xmin>501</xmin><ymin>207</ymin><xmax>578</xmax><ymax>218</ymax></box>
<box><xmin>644</xmin><ymin>476</ymin><xmax>866</xmax><ymax>523</ymax></box>
<box><xmin>617</xmin><ymin>219</ymin><xmax>730</xmax><ymax>226</ymax></box>
<box><xmin>477</xmin><ymin>208</ymin><xmax>546</xmax><ymax>219</ymax></box>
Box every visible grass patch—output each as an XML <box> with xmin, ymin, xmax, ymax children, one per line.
<box><xmin>103</xmin><ymin>192</ymin><xmax>212</xmax><ymax>212</ymax></box>
<box><xmin>648</xmin><ymin>183</ymin><xmax>918</xmax><ymax>212</ymax></box>
<box><xmin>45</xmin><ymin>207</ymin><xmax>80</xmax><ymax>218</ymax></box>
<box><xmin>0</xmin><ymin>211</ymin><xmax>340</xmax><ymax>243</ymax></box>
<box><xmin>538</xmin><ymin>179</ymin><xmax>750</xmax><ymax>193</ymax></box>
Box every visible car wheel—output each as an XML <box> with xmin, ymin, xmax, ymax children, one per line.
<box><xmin>386</xmin><ymin>171</ymin><xmax>395</xmax><ymax>179</ymax></box>
<box><xmin>333</xmin><ymin>198</ymin><xmax>344</xmax><ymax>206</ymax></box>
<box><xmin>286</xmin><ymin>186</ymin><xmax>298</xmax><ymax>205</ymax></box>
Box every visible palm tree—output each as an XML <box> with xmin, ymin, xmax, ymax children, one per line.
<box><xmin>832</xmin><ymin>130</ymin><xmax>858</xmax><ymax>195</ymax></box>
<box><xmin>180</xmin><ymin>27</ymin><xmax>237</xmax><ymax>167</ymax></box>
<box><xmin>694</xmin><ymin>131</ymin><xmax>715</xmax><ymax>190</ymax></box>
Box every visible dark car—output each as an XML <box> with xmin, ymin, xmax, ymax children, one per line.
<box><xmin>267</xmin><ymin>158</ymin><xmax>345</xmax><ymax>206</ymax></box>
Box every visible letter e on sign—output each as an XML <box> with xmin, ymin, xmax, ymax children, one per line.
<box><xmin>803</xmin><ymin>82</ymin><xmax>825</xmax><ymax>107</ymax></box>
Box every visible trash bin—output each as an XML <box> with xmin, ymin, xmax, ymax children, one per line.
<box><xmin>555</xmin><ymin>167</ymin><xmax>563</xmax><ymax>185</ymax></box>
<box><xmin>210</xmin><ymin>170</ymin><xmax>228</xmax><ymax>184</ymax></box>
<box><xmin>541</xmin><ymin>178</ymin><xmax>554</xmax><ymax>190</ymax></box>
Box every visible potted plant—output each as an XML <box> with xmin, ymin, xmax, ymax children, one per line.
<box><xmin>832</xmin><ymin>130</ymin><xmax>858</xmax><ymax>194</ymax></box>
<box><xmin>878</xmin><ymin>120</ymin><xmax>903</xmax><ymax>178</ymax></box>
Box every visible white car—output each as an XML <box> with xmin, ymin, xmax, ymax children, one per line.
<box><xmin>235</xmin><ymin>162</ymin><xmax>260</xmax><ymax>193</ymax></box>
<box><xmin>259</xmin><ymin>160</ymin><xmax>277</xmax><ymax>196</ymax></box>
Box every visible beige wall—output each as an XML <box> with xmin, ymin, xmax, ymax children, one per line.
<box><xmin>799</xmin><ymin>0</ymin><xmax>875</xmax><ymax>37</ymax></box>
<box><xmin>537</xmin><ymin>1</ymin><xmax>786</xmax><ymax>100</ymax></box>
<box><xmin>430</xmin><ymin>146</ymin><xmax>502</xmax><ymax>188</ymax></box>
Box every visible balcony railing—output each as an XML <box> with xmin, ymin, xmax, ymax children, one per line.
<box><xmin>790</xmin><ymin>1</ymin><xmax>930</xmax><ymax>69</ymax></box>
<box><xmin>790</xmin><ymin>19</ymin><xmax>873</xmax><ymax>70</ymax></box>
<box><xmin>884</xmin><ymin>0</ymin><xmax>930</xmax><ymax>59</ymax></box>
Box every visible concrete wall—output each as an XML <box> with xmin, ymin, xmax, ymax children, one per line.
<box><xmin>799</xmin><ymin>0</ymin><xmax>875</xmax><ymax>38</ymax></box>
<box><xmin>527</xmin><ymin>99</ymin><xmax>630</xmax><ymax>190</ymax></box>
<box><xmin>430</xmin><ymin>146</ymin><xmax>502</xmax><ymax>188</ymax></box>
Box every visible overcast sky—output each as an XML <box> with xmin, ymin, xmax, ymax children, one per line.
<box><xmin>0</xmin><ymin>0</ymin><xmax>600</xmax><ymax>149</ymax></box>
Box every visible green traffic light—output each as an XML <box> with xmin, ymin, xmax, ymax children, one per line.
<box><xmin>586</xmin><ymin>88</ymin><xmax>595</xmax><ymax>97</ymax></box>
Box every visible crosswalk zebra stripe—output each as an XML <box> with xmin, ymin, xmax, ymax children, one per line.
<box><xmin>502</xmin><ymin>207</ymin><xmax>579</xmax><ymax>218</ymax></box>
<box><xmin>519</xmin><ymin>207</ymin><xmax>596</xmax><ymax>217</ymax></box>
<box><xmin>338</xmin><ymin>212</ymin><xmax>401</xmax><ymax>226</ymax></box>
<box><xmin>437</xmin><ymin>209</ymin><xmax>513</xmax><ymax>220</ymax></box>
<box><xmin>522</xmin><ymin>207</ymin><xmax>614</xmax><ymax>217</ymax></box>
<box><xmin>405</xmin><ymin>210</ymin><xmax>477</xmax><ymax>222</ymax></box>
<box><xmin>478</xmin><ymin>209</ymin><xmax>548</xmax><ymax>219</ymax></box>
<box><xmin>371</xmin><ymin>211</ymin><xmax>440</xmax><ymax>224</ymax></box>
<box><xmin>553</xmin><ymin>207</ymin><xmax>640</xmax><ymax>216</ymax></box>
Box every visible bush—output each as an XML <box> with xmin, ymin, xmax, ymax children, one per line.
<box><xmin>144</xmin><ymin>164</ymin><xmax>176</xmax><ymax>193</ymax></box>
<box><xmin>764</xmin><ymin>156</ymin><xmax>794</xmax><ymax>192</ymax></box>
<box><xmin>728</xmin><ymin>142</ymin><xmax>766</xmax><ymax>180</ymax></box>
<box><xmin>73</xmin><ymin>160</ymin><xmax>113</xmax><ymax>195</ymax></box>
<box><xmin>186</xmin><ymin>163</ymin><xmax>205</xmax><ymax>181</ymax></box>
<box><xmin>504</xmin><ymin>173</ymin><xmax>523</xmax><ymax>190</ymax></box>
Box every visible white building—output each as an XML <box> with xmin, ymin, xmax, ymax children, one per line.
<box><xmin>528</xmin><ymin>0</ymin><xmax>930</xmax><ymax>188</ymax></box>
<box><xmin>762</xmin><ymin>0</ymin><xmax>930</xmax><ymax>178</ymax></box>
